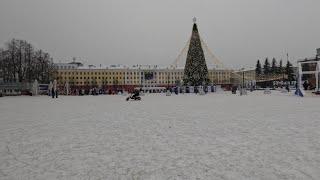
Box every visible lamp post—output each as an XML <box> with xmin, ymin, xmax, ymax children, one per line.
<box><xmin>316</xmin><ymin>54</ymin><xmax>320</xmax><ymax>92</ymax></box>
<box><xmin>239</xmin><ymin>68</ymin><xmax>244</xmax><ymax>96</ymax></box>
<box><xmin>242</xmin><ymin>70</ymin><xmax>245</xmax><ymax>89</ymax></box>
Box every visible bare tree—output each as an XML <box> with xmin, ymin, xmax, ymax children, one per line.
<box><xmin>0</xmin><ymin>39</ymin><xmax>56</xmax><ymax>84</ymax></box>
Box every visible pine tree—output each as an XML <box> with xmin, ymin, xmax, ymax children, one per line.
<box><xmin>271</xmin><ymin>58</ymin><xmax>277</xmax><ymax>74</ymax></box>
<box><xmin>278</xmin><ymin>59</ymin><xmax>283</xmax><ymax>74</ymax></box>
<box><xmin>286</xmin><ymin>61</ymin><xmax>295</xmax><ymax>81</ymax></box>
<box><xmin>255</xmin><ymin>60</ymin><xmax>262</xmax><ymax>75</ymax></box>
<box><xmin>263</xmin><ymin>58</ymin><xmax>270</xmax><ymax>75</ymax></box>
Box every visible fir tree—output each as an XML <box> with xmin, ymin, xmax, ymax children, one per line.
<box><xmin>183</xmin><ymin>22</ymin><xmax>209</xmax><ymax>86</ymax></box>
<box><xmin>271</xmin><ymin>58</ymin><xmax>277</xmax><ymax>74</ymax></box>
<box><xmin>263</xmin><ymin>58</ymin><xmax>271</xmax><ymax>75</ymax></box>
<box><xmin>278</xmin><ymin>59</ymin><xmax>283</xmax><ymax>74</ymax></box>
<box><xmin>255</xmin><ymin>60</ymin><xmax>262</xmax><ymax>75</ymax></box>
<box><xmin>285</xmin><ymin>61</ymin><xmax>295</xmax><ymax>81</ymax></box>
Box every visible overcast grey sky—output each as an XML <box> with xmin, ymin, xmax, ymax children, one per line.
<box><xmin>0</xmin><ymin>0</ymin><xmax>319</xmax><ymax>68</ymax></box>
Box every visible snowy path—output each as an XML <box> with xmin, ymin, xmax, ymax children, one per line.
<box><xmin>0</xmin><ymin>92</ymin><xmax>320</xmax><ymax>180</ymax></box>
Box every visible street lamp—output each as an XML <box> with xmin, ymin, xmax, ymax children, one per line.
<box><xmin>240</xmin><ymin>68</ymin><xmax>246</xmax><ymax>96</ymax></box>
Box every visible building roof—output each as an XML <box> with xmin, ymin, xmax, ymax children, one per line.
<box><xmin>75</xmin><ymin>64</ymin><xmax>175</xmax><ymax>70</ymax></box>
<box><xmin>297</xmin><ymin>56</ymin><xmax>320</xmax><ymax>63</ymax></box>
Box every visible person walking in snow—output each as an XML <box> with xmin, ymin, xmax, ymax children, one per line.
<box><xmin>48</xmin><ymin>81</ymin><xmax>53</xmax><ymax>96</ymax></box>
<box><xmin>51</xmin><ymin>87</ymin><xmax>55</xmax><ymax>98</ymax></box>
<box><xmin>55</xmin><ymin>89</ymin><xmax>58</xmax><ymax>98</ymax></box>
<box><xmin>52</xmin><ymin>80</ymin><xmax>58</xmax><ymax>98</ymax></box>
<box><xmin>285</xmin><ymin>84</ymin><xmax>290</xmax><ymax>92</ymax></box>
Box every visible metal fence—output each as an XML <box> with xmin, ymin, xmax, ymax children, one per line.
<box><xmin>0</xmin><ymin>82</ymin><xmax>32</xmax><ymax>96</ymax></box>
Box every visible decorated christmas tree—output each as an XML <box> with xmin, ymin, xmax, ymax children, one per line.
<box><xmin>183</xmin><ymin>18</ymin><xmax>210</xmax><ymax>86</ymax></box>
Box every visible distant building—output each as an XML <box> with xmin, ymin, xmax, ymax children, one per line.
<box><xmin>231</xmin><ymin>69</ymin><xmax>256</xmax><ymax>86</ymax></box>
<box><xmin>0</xmin><ymin>69</ymin><xmax>3</xmax><ymax>84</ymax></box>
<box><xmin>54</xmin><ymin>58</ymin><xmax>84</xmax><ymax>70</ymax></box>
<box><xmin>54</xmin><ymin>62</ymin><xmax>234</xmax><ymax>93</ymax></box>
<box><xmin>297</xmin><ymin>48</ymin><xmax>320</xmax><ymax>90</ymax></box>
<box><xmin>54</xmin><ymin>63</ymin><xmax>78</xmax><ymax>70</ymax></box>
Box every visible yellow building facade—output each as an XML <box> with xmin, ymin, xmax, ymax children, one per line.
<box><xmin>54</xmin><ymin>64</ymin><xmax>234</xmax><ymax>91</ymax></box>
<box><xmin>56</xmin><ymin>68</ymin><xmax>232</xmax><ymax>85</ymax></box>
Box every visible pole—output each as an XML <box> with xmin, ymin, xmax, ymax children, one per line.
<box><xmin>167</xmin><ymin>73</ymin><xmax>170</xmax><ymax>90</ymax></box>
<box><xmin>298</xmin><ymin>62</ymin><xmax>302</xmax><ymax>89</ymax></box>
<box><xmin>242</xmin><ymin>71</ymin><xmax>245</xmax><ymax>89</ymax></box>
<box><xmin>317</xmin><ymin>57</ymin><xmax>320</xmax><ymax>92</ymax></box>
<box><xmin>317</xmin><ymin>55</ymin><xmax>320</xmax><ymax>92</ymax></box>
<box><xmin>286</xmin><ymin>53</ymin><xmax>289</xmax><ymax>83</ymax></box>
<box><xmin>240</xmin><ymin>69</ymin><xmax>245</xmax><ymax>96</ymax></box>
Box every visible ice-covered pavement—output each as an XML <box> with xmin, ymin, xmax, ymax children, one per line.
<box><xmin>0</xmin><ymin>92</ymin><xmax>320</xmax><ymax>180</ymax></box>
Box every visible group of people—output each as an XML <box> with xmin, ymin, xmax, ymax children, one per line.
<box><xmin>48</xmin><ymin>80</ymin><xmax>58</xmax><ymax>98</ymax></box>
<box><xmin>231</xmin><ymin>85</ymin><xmax>254</xmax><ymax>94</ymax></box>
<box><xmin>74</xmin><ymin>88</ymin><xmax>99</xmax><ymax>96</ymax></box>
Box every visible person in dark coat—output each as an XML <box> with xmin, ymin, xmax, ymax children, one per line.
<box><xmin>174</xmin><ymin>87</ymin><xmax>178</xmax><ymax>95</ymax></box>
<box><xmin>285</xmin><ymin>84</ymin><xmax>290</xmax><ymax>92</ymax></box>
<box><xmin>303</xmin><ymin>80</ymin><xmax>309</xmax><ymax>90</ymax></box>
<box><xmin>51</xmin><ymin>87</ymin><xmax>55</xmax><ymax>98</ymax></box>
<box><xmin>232</xmin><ymin>86</ymin><xmax>237</xmax><ymax>94</ymax></box>
<box><xmin>132</xmin><ymin>89</ymin><xmax>140</xmax><ymax>98</ymax></box>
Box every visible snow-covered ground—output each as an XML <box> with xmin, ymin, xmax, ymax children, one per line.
<box><xmin>0</xmin><ymin>91</ymin><xmax>319</xmax><ymax>180</ymax></box>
